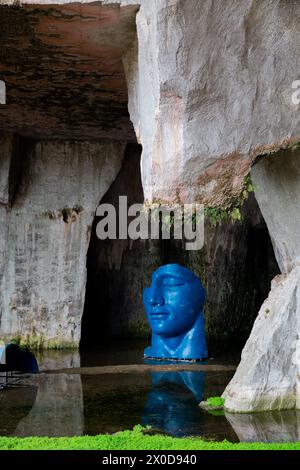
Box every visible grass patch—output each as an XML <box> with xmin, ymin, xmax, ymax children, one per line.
<box><xmin>207</xmin><ymin>397</ymin><xmax>225</xmax><ymax>408</ymax></box>
<box><xmin>0</xmin><ymin>426</ymin><xmax>299</xmax><ymax>450</ymax></box>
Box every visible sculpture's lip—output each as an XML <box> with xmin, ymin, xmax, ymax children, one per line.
<box><xmin>150</xmin><ymin>311</ymin><xmax>169</xmax><ymax>318</ymax></box>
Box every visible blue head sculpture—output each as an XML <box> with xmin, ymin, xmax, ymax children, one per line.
<box><xmin>143</xmin><ymin>264</ymin><xmax>207</xmax><ymax>361</ymax></box>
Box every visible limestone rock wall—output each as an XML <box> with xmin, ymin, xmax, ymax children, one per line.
<box><xmin>251</xmin><ymin>149</ymin><xmax>300</xmax><ymax>274</ymax></box>
<box><xmin>0</xmin><ymin>135</ymin><xmax>124</xmax><ymax>347</ymax></box>
<box><xmin>223</xmin><ymin>265</ymin><xmax>300</xmax><ymax>412</ymax></box>
<box><xmin>223</xmin><ymin>148</ymin><xmax>300</xmax><ymax>412</ymax></box>
<box><xmin>0</xmin><ymin>1</ymin><xmax>137</xmax><ymax>141</ymax></box>
<box><xmin>123</xmin><ymin>0</ymin><xmax>300</xmax><ymax>206</ymax></box>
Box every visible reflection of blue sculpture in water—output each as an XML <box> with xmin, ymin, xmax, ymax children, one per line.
<box><xmin>143</xmin><ymin>264</ymin><xmax>207</xmax><ymax>360</ymax></box>
<box><xmin>142</xmin><ymin>371</ymin><xmax>206</xmax><ymax>437</ymax></box>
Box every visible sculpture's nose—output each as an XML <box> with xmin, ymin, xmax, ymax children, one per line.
<box><xmin>149</xmin><ymin>282</ymin><xmax>165</xmax><ymax>306</ymax></box>
<box><xmin>149</xmin><ymin>296</ymin><xmax>165</xmax><ymax>306</ymax></box>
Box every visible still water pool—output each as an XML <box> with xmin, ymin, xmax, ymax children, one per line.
<box><xmin>0</xmin><ymin>341</ymin><xmax>299</xmax><ymax>442</ymax></box>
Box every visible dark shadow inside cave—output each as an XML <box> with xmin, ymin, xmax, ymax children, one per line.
<box><xmin>80</xmin><ymin>149</ymin><xmax>280</xmax><ymax>356</ymax></box>
<box><xmin>80</xmin><ymin>143</ymin><xmax>145</xmax><ymax>348</ymax></box>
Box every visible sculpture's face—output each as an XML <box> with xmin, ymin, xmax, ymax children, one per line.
<box><xmin>143</xmin><ymin>264</ymin><xmax>205</xmax><ymax>337</ymax></box>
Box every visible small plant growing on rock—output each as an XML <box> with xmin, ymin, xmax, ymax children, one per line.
<box><xmin>291</xmin><ymin>141</ymin><xmax>300</xmax><ymax>152</ymax></box>
<box><xmin>199</xmin><ymin>396</ymin><xmax>225</xmax><ymax>412</ymax></box>
<box><xmin>60</xmin><ymin>207</ymin><xmax>72</xmax><ymax>223</ymax></box>
<box><xmin>204</xmin><ymin>174</ymin><xmax>254</xmax><ymax>226</ymax></box>
<box><xmin>59</xmin><ymin>206</ymin><xmax>83</xmax><ymax>223</ymax></box>
<box><xmin>206</xmin><ymin>396</ymin><xmax>225</xmax><ymax>408</ymax></box>
<box><xmin>230</xmin><ymin>207</ymin><xmax>242</xmax><ymax>222</ymax></box>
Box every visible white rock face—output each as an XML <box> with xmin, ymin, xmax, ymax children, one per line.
<box><xmin>0</xmin><ymin>138</ymin><xmax>124</xmax><ymax>347</ymax></box>
<box><xmin>251</xmin><ymin>149</ymin><xmax>300</xmax><ymax>274</ymax></box>
<box><xmin>124</xmin><ymin>0</ymin><xmax>300</xmax><ymax>205</ymax></box>
<box><xmin>223</xmin><ymin>149</ymin><xmax>300</xmax><ymax>412</ymax></box>
<box><xmin>223</xmin><ymin>266</ymin><xmax>300</xmax><ymax>412</ymax></box>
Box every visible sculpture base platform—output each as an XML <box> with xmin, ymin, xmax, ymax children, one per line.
<box><xmin>144</xmin><ymin>356</ymin><xmax>207</xmax><ymax>364</ymax></box>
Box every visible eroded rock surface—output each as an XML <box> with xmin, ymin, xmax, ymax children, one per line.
<box><xmin>251</xmin><ymin>149</ymin><xmax>300</xmax><ymax>274</ymax></box>
<box><xmin>223</xmin><ymin>149</ymin><xmax>300</xmax><ymax>412</ymax></box>
<box><xmin>124</xmin><ymin>0</ymin><xmax>300</xmax><ymax>205</ymax></box>
<box><xmin>223</xmin><ymin>266</ymin><xmax>300</xmax><ymax>412</ymax></box>
<box><xmin>0</xmin><ymin>1</ymin><xmax>137</xmax><ymax>140</ymax></box>
<box><xmin>2</xmin><ymin>1</ymin><xmax>299</xmax><ymax>205</ymax></box>
<box><xmin>0</xmin><ymin>135</ymin><xmax>124</xmax><ymax>347</ymax></box>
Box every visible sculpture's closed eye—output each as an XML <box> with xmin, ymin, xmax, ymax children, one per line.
<box><xmin>163</xmin><ymin>277</ymin><xmax>185</xmax><ymax>287</ymax></box>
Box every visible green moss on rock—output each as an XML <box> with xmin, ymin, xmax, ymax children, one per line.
<box><xmin>8</xmin><ymin>334</ymin><xmax>78</xmax><ymax>351</ymax></box>
<box><xmin>207</xmin><ymin>396</ymin><xmax>225</xmax><ymax>408</ymax></box>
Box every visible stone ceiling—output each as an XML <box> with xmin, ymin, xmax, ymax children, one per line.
<box><xmin>0</xmin><ymin>1</ymin><xmax>138</xmax><ymax>140</ymax></box>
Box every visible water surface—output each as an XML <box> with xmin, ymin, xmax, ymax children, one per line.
<box><xmin>0</xmin><ymin>343</ymin><xmax>299</xmax><ymax>442</ymax></box>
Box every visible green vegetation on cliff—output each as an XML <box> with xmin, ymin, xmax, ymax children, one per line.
<box><xmin>204</xmin><ymin>174</ymin><xmax>255</xmax><ymax>226</ymax></box>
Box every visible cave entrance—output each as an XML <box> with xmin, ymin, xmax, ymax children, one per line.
<box><xmin>80</xmin><ymin>143</ymin><xmax>147</xmax><ymax>351</ymax></box>
<box><xmin>80</xmin><ymin>146</ymin><xmax>279</xmax><ymax>357</ymax></box>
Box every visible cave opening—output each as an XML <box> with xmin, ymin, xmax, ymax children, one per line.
<box><xmin>80</xmin><ymin>143</ymin><xmax>145</xmax><ymax>352</ymax></box>
<box><xmin>80</xmin><ymin>146</ymin><xmax>280</xmax><ymax>358</ymax></box>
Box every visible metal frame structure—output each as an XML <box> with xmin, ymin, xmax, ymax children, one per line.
<box><xmin>0</xmin><ymin>367</ymin><xmax>31</xmax><ymax>390</ymax></box>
